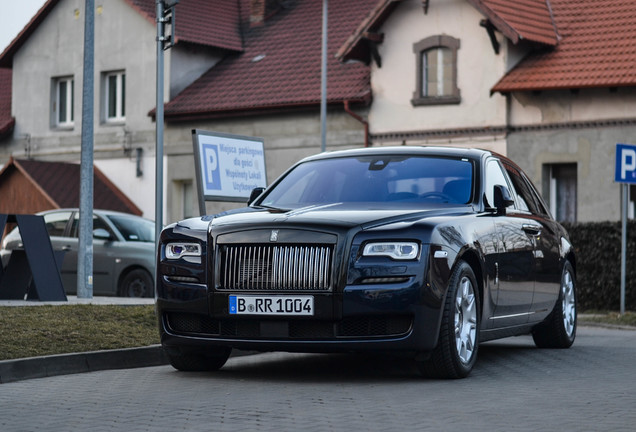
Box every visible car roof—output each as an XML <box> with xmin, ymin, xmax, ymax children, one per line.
<box><xmin>36</xmin><ymin>208</ymin><xmax>150</xmax><ymax>219</ymax></box>
<box><xmin>298</xmin><ymin>146</ymin><xmax>493</xmax><ymax>163</ymax></box>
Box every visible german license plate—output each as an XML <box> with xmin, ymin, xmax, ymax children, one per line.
<box><xmin>229</xmin><ymin>295</ymin><xmax>314</xmax><ymax>316</ymax></box>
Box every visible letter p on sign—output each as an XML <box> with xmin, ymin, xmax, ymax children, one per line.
<box><xmin>615</xmin><ymin>144</ymin><xmax>636</xmax><ymax>184</ymax></box>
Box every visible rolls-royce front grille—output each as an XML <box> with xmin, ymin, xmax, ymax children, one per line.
<box><xmin>219</xmin><ymin>244</ymin><xmax>333</xmax><ymax>291</ymax></box>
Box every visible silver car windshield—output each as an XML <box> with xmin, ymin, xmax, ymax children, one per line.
<box><xmin>259</xmin><ymin>155</ymin><xmax>473</xmax><ymax>210</ymax></box>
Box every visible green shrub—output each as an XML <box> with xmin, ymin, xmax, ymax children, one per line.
<box><xmin>563</xmin><ymin>221</ymin><xmax>636</xmax><ymax>311</ymax></box>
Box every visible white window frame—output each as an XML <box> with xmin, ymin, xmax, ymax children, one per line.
<box><xmin>104</xmin><ymin>71</ymin><xmax>126</xmax><ymax>123</ymax></box>
<box><xmin>55</xmin><ymin>76</ymin><xmax>74</xmax><ymax>128</ymax></box>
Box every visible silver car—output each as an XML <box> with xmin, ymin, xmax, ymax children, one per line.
<box><xmin>1</xmin><ymin>209</ymin><xmax>155</xmax><ymax>297</ymax></box>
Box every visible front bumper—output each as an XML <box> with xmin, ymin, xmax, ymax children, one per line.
<box><xmin>156</xmin><ymin>277</ymin><xmax>445</xmax><ymax>354</ymax></box>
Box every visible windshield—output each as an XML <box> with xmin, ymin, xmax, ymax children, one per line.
<box><xmin>107</xmin><ymin>214</ymin><xmax>155</xmax><ymax>242</ymax></box>
<box><xmin>259</xmin><ymin>155</ymin><xmax>473</xmax><ymax>210</ymax></box>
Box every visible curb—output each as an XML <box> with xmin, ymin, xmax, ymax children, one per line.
<box><xmin>0</xmin><ymin>345</ymin><xmax>168</xmax><ymax>384</ymax></box>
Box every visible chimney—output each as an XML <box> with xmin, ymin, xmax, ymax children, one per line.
<box><xmin>250</xmin><ymin>0</ymin><xmax>266</xmax><ymax>27</ymax></box>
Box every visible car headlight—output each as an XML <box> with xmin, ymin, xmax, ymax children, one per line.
<box><xmin>362</xmin><ymin>242</ymin><xmax>419</xmax><ymax>260</ymax></box>
<box><xmin>165</xmin><ymin>242</ymin><xmax>202</xmax><ymax>259</ymax></box>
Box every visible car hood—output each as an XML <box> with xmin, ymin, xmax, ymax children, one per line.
<box><xmin>206</xmin><ymin>203</ymin><xmax>473</xmax><ymax>231</ymax></box>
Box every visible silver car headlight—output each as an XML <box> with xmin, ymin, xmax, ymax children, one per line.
<box><xmin>362</xmin><ymin>242</ymin><xmax>419</xmax><ymax>260</ymax></box>
<box><xmin>165</xmin><ymin>242</ymin><xmax>202</xmax><ymax>260</ymax></box>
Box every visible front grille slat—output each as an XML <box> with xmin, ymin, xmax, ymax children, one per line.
<box><xmin>219</xmin><ymin>244</ymin><xmax>333</xmax><ymax>291</ymax></box>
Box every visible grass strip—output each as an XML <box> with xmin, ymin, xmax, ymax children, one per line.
<box><xmin>0</xmin><ymin>306</ymin><xmax>633</xmax><ymax>362</ymax></box>
<box><xmin>0</xmin><ymin>305</ymin><xmax>159</xmax><ymax>361</ymax></box>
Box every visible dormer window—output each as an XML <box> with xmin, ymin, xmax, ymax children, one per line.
<box><xmin>412</xmin><ymin>35</ymin><xmax>460</xmax><ymax>106</ymax></box>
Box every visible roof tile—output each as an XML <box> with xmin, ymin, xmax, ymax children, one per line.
<box><xmin>164</xmin><ymin>0</ymin><xmax>377</xmax><ymax>120</ymax></box>
<box><xmin>13</xmin><ymin>159</ymin><xmax>142</xmax><ymax>215</ymax></box>
<box><xmin>127</xmin><ymin>0</ymin><xmax>243</xmax><ymax>51</ymax></box>
<box><xmin>493</xmin><ymin>0</ymin><xmax>636</xmax><ymax>91</ymax></box>
<box><xmin>0</xmin><ymin>68</ymin><xmax>14</xmax><ymax>138</ymax></box>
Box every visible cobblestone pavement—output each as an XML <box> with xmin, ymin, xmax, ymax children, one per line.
<box><xmin>1</xmin><ymin>326</ymin><xmax>635</xmax><ymax>432</ymax></box>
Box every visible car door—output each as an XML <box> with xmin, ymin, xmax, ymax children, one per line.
<box><xmin>484</xmin><ymin>159</ymin><xmax>536</xmax><ymax>328</ymax></box>
<box><xmin>67</xmin><ymin>212</ymin><xmax>118</xmax><ymax>295</ymax></box>
<box><xmin>502</xmin><ymin>162</ymin><xmax>562</xmax><ymax>324</ymax></box>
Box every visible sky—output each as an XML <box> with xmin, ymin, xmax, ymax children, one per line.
<box><xmin>0</xmin><ymin>0</ymin><xmax>48</xmax><ymax>54</ymax></box>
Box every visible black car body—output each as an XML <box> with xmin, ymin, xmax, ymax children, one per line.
<box><xmin>156</xmin><ymin>146</ymin><xmax>577</xmax><ymax>378</ymax></box>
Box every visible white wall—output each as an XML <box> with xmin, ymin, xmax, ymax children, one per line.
<box><xmin>368</xmin><ymin>0</ymin><xmax>508</xmax><ymax>136</ymax></box>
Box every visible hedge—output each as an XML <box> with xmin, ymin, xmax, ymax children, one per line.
<box><xmin>563</xmin><ymin>221</ymin><xmax>636</xmax><ymax>311</ymax></box>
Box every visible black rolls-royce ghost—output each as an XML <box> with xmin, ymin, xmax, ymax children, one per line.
<box><xmin>156</xmin><ymin>146</ymin><xmax>576</xmax><ymax>378</ymax></box>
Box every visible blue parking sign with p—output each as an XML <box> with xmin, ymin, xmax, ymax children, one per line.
<box><xmin>615</xmin><ymin>144</ymin><xmax>636</xmax><ymax>184</ymax></box>
<box><xmin>202</xmin><ymin>143</ymin><xmax>222</xmax><ymax>190</ymax></box>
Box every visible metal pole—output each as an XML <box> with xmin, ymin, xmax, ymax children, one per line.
<box><xmin>320</xmin><ymin>0</ymin><xmax>328</xmax><ymax>152</ymax></box>
<box><xmin>621</xmin><ymin>183</ymin><xmax>627</xmax><ymax>315</ymax></box>
<box><xmin>77</xmin><ymin>0</ymin><xmax>94</xmax><ymax>299</ymax></box>
<box><xmin>155</xmin><ymin>0</ymin><xmax>165</xmax><ymax>254</ymax></box>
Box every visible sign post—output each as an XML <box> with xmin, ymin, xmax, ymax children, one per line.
<box><xmin>614</xmin><ymin>143</ymin><xmax>636</xmax><ymax>315</ymax></box>
<box><xmin>192</xmin><ymin>130</ymin><xmax>267</xmax><ymax>214</ymax></box>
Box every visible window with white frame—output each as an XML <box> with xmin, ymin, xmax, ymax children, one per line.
<box><xmin>412</xmin><ymin>35</ymin><xmax>460</xmax><ymax>106</ymax></box>
<box><xmin>103</xmin><ymin>71</ymin><xmax>126</xmax><ymax>122</ymax></box>
<box><xmin>54</xmin><ymin>76</ymin><xmax>74</xmax><ymax>128</ymax></box>
<box><xmin>543</xmin><ymin>163</ymin><xmax>577</xmax><ymax>222</ymax></box>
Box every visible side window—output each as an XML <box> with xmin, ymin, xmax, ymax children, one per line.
<box><xmin>412</xmin><ymin>35</ymin><xmax>461</xmax><ymax>106</ymax></box>
<box><xmin>503</xmin><ymin>162</ymin><xmax>548</xmax><ymax>216</ymax></box>
<box><xmin>43</xmin><ymin>211</ymin><xmax>73</xmax><ymax>237</ymax></box>
<box><xmin>484</xmin><ymin>160</ymin><xmax>509</xmax><ymax>208</ymax></box>
<box><xmin>70</xmin><ymin>214</ymin><xmax>114</xmax><ymax>238</ymax></box>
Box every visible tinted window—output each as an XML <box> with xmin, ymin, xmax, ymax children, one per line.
<box><xmin>503</xmin><ymin>162</ymin><xmax>547</xmax><ymax>216</ymax></box>
<box><xmin>43</xmin><ymin>211</ymin><xmax>73</xmax><ymax>237</ymax></box>
<box><xmin>107</xmin><ymin>214</ymin><xmax>154</xmax><ymax>242</ymax></box>
<box><xmin>260</xmin><ymin>156</ymin><xmax>473</xmax><ymax>209</ymax></box>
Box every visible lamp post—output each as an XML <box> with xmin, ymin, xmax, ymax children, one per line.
<box><xmin>155</xmin><ymin>1</ymin><xmax>178</xmax><ymax>255</ymax></box>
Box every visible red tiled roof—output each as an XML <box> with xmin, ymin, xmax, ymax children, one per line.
<box><xmin>126</xmin><ymin>0</ymin><xmax>243</xmax><ymax>52</ymax></box>
<box><xmin>0</xmin><ymin>0</ymin><xmax>243</xmax><ymax>68</ymax></box>
<box><xmin>8</xmin><ymin>159</ymin><xmax>142</xmax><ymax>215</ymax></box>
<box><xmin>163</xmin><ymin>0</ymin><xmax>377</xmax><ymax>120</ymax></box>
<box><xmin>470</xmin><ymin>0</ymin><xmax>558</xmax><ymax>46</ymax></box>
<box><xmin>493</xmin><ymin>0</ymin><xmax>636</xmax><ymax>92</ymax></box>
<box><xmin>0</xmin><ymin>68</ymin><xmax>14</xmax><ymax>138</ymax></box>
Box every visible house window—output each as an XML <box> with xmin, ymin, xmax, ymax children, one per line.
<box><xmin>54</xmin><ymin>76</ymin><xmax>74</xmax><ymax>128</ymax></box>
<box><xmin>103</xmin><ymin>71</ymin><xmax>126</xmax><ymax>122</ymax></box>
<box><xmin>543</xmin><ymin>163</ymin><xmax>577</xmax><ymax>222</ymax></box>
<box><xmin>412</xmin><ymin>35</ymin><xmax>460</xmax><ymax>106</ymax></box>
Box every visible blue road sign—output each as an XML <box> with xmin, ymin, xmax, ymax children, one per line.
<box><xmin>615</xmin><ymin>143</ymin><xmax>636</xmax><ymax>184</ymax></box>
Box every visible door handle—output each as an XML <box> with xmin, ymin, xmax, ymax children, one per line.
<box><xmin>522</xmin><ymin>224</ymin><xmax>541</xmax><ymax>235</ymax></box>
<box><xmin>62</xmin><ymin>245</ymin><xmax>72</xmax><ymax>251</ymax></box>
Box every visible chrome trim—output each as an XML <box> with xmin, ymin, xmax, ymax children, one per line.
<box><xmin>220</xmin><ymin>244</ymin><xmax>333</xmax><ymax>291</ymax></box>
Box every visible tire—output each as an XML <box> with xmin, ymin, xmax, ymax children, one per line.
<box><xmin>119</xmin><ymin>268</ymin><xmax>154</xmax><ymax>298</ymax></box>
<box><xmin>417</xmin><ymin>260</ymin><xmax>480</xmax><ymax>379</ymax></box>
<box><xmin>166</xmin><ymin>347</ymin><xmax>232</xmax><ymax>372</ymax></box>
<box><xmin>532</xmin><ymin>261</ymin><xmax>577</xmax><ymax>348</ymax></box>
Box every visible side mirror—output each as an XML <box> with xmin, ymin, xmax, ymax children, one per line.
<box><xmin>93</xmin><ymin>228</ymin><xmax>112</xmax><ymax>240</ymax></box>
<box><xmin>248</xmin><ymin>187</ymin><xmax>265</xmax><ymax>205</ymax></box>
<box><xmin>494</xmin><ymin>185</ymin><xmax>514</xmax><ymax>215</ymax></box>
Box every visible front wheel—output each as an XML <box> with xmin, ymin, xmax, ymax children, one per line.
<box><xmin>532</xmin><ymin>261</ymin><xmax>577</xmax><ymax>348</ymax></box>
<box><xmin>118</xmin><ymin>268</ymin><xmax>154</xmax><ymax>298</ymax></box>
<box><xmin>166</xmin><ymin>347</ymin><xmax>232</xmax><ymax>372</ymax></box>
<box><xmin>417</xmin><ymin>261</ymin><xmax>480</xmax><ymax>379</ymax></box>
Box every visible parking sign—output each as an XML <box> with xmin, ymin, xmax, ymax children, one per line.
<box><xmin>192</xmin><ymin>130</ymin><xmax>267</xmax><ymax>211</ymax></box>
<box><xmin>615</xmin><ymin>143</ymin><xmax>636</xmax><ymax>184</ymax></box>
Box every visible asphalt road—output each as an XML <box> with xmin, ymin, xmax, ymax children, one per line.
<box><xmin>1</xmin><ymin>325</ymin><xmax>635</xmax><ymax>432</ymax></box>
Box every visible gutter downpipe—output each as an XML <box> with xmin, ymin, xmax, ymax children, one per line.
<box><xmin>344</xmin><ymin>100</ymin><xmax>369</xmax><ymax>147</ymax></box>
